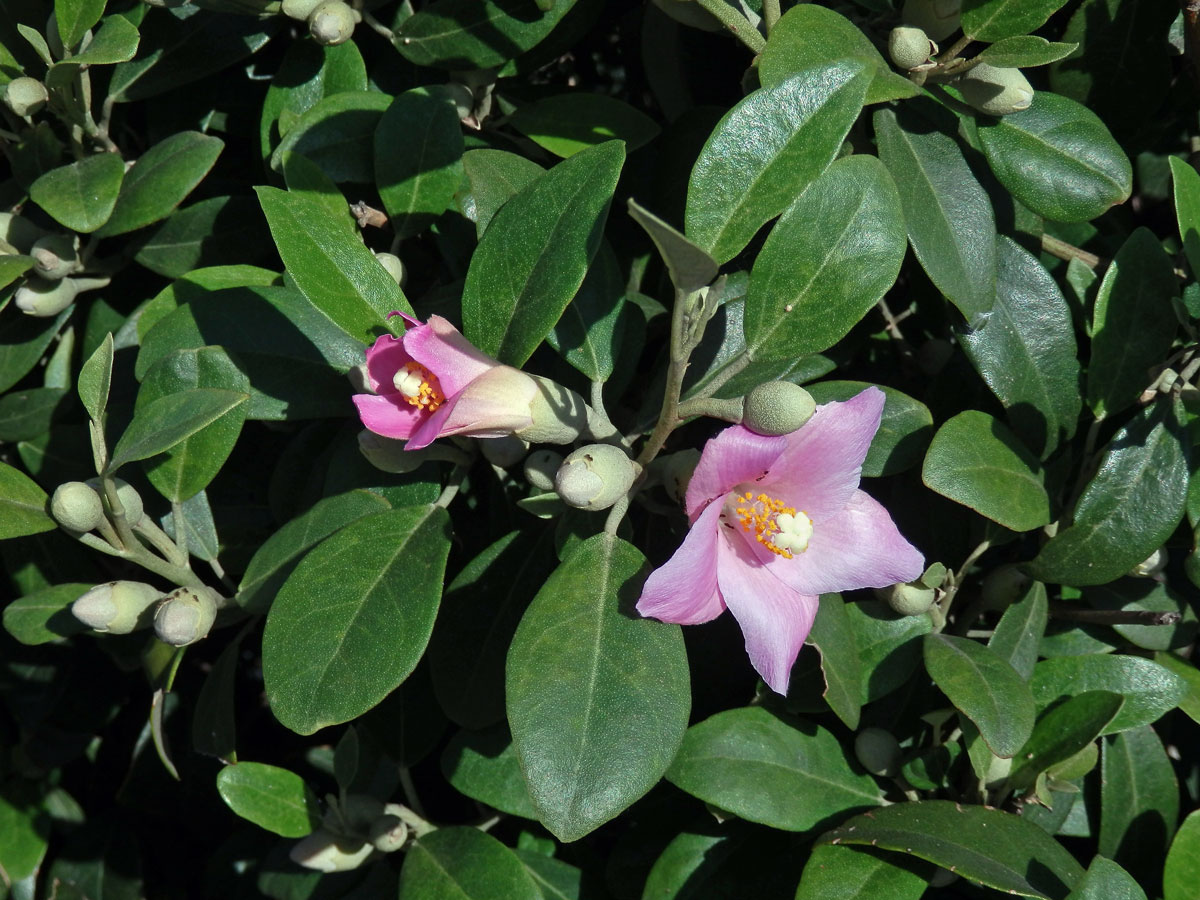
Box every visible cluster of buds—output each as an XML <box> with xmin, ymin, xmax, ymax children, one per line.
<box><xmin>2</xmin><ymin>214</ymin><xmax>110</xmax><ymax>317</ymax></box>
<box><xmin>281</xmin><ymin>0</ymin><xmax>358</xmax><ymax>45</ymax></box>
<box><xmin>290</xmin><ymin>795</ymin><xmax>414</xmax><ymax>872</ymax></box>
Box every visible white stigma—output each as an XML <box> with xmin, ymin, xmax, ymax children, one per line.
<box><xmin>772</xmin><ymin>511</ymin><xmax>813</xmax><ymax>554</ymax></box>
<box><xmin>393</xmin><ymin>368</ymin><xmax>425</xmax><ymax>398</ymax></box>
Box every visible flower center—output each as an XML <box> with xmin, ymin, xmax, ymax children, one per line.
<box><xmin>728</xmin><ymin>491</ymin><xmax>813</xmax><ymax>559</ymax></box>
<box><xmin>392</xmin><ymin>361</ymin><xmax>444</xmax><ymax>412</ymax></box>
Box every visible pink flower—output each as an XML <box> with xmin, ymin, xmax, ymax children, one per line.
<box><xmin>636</xmin><ymin>388</ymin><xmax>923</xmax><ymax>695</ymax></box>
<box><xmin>353</xmin><ymin>314</ymin><xmax>539</xmax><ymax>450</ymax></box>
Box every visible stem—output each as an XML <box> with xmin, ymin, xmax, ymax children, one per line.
<box><xmin>100</xmin><ymin>476</ymin><xmax>138</xmax><ymax>552</ymax></box>
<box><xmin>762</xmin><ymin>0</ymin><xmax>781</xmax><ymax>32</ymax></box>
<box><xmin>360</xmin><ymin>9</ymin><xmax>394</xmax><ymax>41</ymax></box>
<box><xmin>694</xmin><ymin>0</ymin><xmax>766</xmax><ymax>54</ymax></box>
<box><xmin>1049</xmin><ymin>604</ymin><xmax>1182</xmax><ymax>627</ymax></box>
<box><xmin>1041</xmin><ymin>234</ymin><xmax>1103</xmax><ymax>270</ymax></box>
<box><xmin>138</xmin><ymin>516</ymin><xmax>188</xmax><ymax>568</ymax></box>
<box><xmin>688</xmin><ymin>350</ymin><xmax>753</xmax><ymax>404</ymax></box>
<box><xmin>603</xmin><ymin>491</ymin><xmax>632</xmax><ymax>536</ymax></box>
<box><xmin>636</xmin><ymin>290</ymin><xmax>694</xmax><ymax>467</ymax></box>
<box><xmin>676</xmin><ymin>396</ymin><xmax>744</xmax><ymax>423</ymax></box>
<box><xmin>934</xmin><ymin>539</ymin><xmax>992</xmax><ymax>632</ymax></box>
<box><xmin>435</xmin><ymin>465</ymin><xmax>468</xmax><ymax>509</ymax></box>
<box><xmin>398</xmin><ymin>767</ymin><xmax>427</xmax><ymax>822</ymax></box>
<box><xmin>937</xmin><ymin>33</ymin><xmax>974</xmax><ymax>65</ymax></box>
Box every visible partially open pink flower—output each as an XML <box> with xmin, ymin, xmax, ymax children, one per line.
<box><xmin>636</xmin><ymin>387</ymin><xmax>923</xmax><ymax>695</ymax></box>
<box><xmin>354</xmin><ymin>314</ymin><xmax>540</xmax><ymax>451</ymax></box>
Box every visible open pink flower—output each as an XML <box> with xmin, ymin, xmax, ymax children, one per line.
<box><xmin>353</xmin><ymin>314</ymin><xmax>539</xmax><ymax>450</ymax></box>
<box><xmin>637</xmin><ymin>387</ymin><xmax>923</xmax><ymax>695</ymax></box>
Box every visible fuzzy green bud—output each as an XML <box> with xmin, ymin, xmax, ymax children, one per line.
<box><xmin>367</xmin><ymin>804</ymin><xmax>409</xmax><ymax>853</ymax></box>
<box><xmin>854</xmin><ymin>727</ymin><xmax>901</xmax><ymax>777</ymax></box>
<box><xmin>980</xmin><ymin>564</ymin><xmax>1031</xmax><ymax>610</ymax></box>
<box><xmin>86</xmin><ymin>477</ymin><xmax>144</xmax><ymax>525</ymax></box>
<box><xmin>743</xmin><ymin>382</ymin><xmax>816</xmax><ymax>436</ymax></box>
<box><xmin>888</xmin><ymin>26</ymin><xmax>933</xmax><ymax>70</ymax></box>
<box><xmin>515</xmin><ymin>375</ymin><xmax>591</xmax><ymax>446</ymax></box>
<box><xmin>883</xmin><ymin>581</ymin><xmax>936</xmax><ymax>617</ymax></box>
<box><xmin>50</xmin><ymin>481</ymin><xmax>106</xmax><ymax>532</ymax></box>
<box><xmin>555</xmin><ymin>444</ymin><xmax>641</xmax><ymax>512</ymax></box>
<box><xmin>901</xmin><ymin>0</ymin><xmax>961</xmax><ymax>42</ymax></box>
<box><xmin>281</xmin><ymin>0</ymin><xmax>322</xmax><ymax>18</ymax></box>
<box><xmin>443</xmin><ymin>83</ymin><xmax>475</xmax><ymax>120</ymax></box>
<box><xmin>1129</xmin><ymin>548</ymin><xmax>1167</xmax><ymax>578</ymax></box>
<box><xmin>72</xmin><ymin>581</ymin><xmax>164</xmax><ymax>634</ymax></box>
<box><xmin>289</xmin><ymin>829</ymin><xmax>374</xmax><ymax>873</ymax></box>
<box><xmin>661</xmin><ymin>449</ymin><xmax>700</xmax><ymax>504</ymax></box>
<box><xmin>309</xmin><ymin>0</ymin><xmax>356</xmax><ymax>45</ymax></box>
<box><xmin>480</xmin><ymin>434</ymin><xmax>528</xmax><ymax>468</ymax></box>
<box><xmin>14</xmin><ymin>276</ymin><xmax>79</xmax><ymax>317</ymax></box>
<box><xmin>4</xmin><ymin>77</ymin><xmax>49</xmax><ymax>117</ymax></box>
<box><xmin>956</xmin><ymin>63</ymin><xmax>1033</xmax><ymax>116</ymax></box>
<box><xmin>0</xmin><ymin>213</ymin><xmax>49</xmax><ymax>254</ymax></box>
<box><xmin>154</xmin><ymin>586</ymin><xmax>219</xmax><ymax>646</ymax></box>
<box><xmin>30</xmin><ymin>235</ymin><xmax>79</xmax><ymax>281</ymax></box>
<box><xmin>373</xmin><ymin>252</ymin><xmax>405</xmax><ymax>286</ymax></box>
<box><xmin>524</xmin><ymin>449</ymin><xmax>563</xmax><ymax>491</ymax></box>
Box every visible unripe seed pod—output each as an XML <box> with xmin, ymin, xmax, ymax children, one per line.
<box><xmin>4</xmin><ymin>77</ymin><xmax>49</xmax><ymax>117</ymax></box>
<box><xmin>980</xmin><ymin>564</ymin><xmax>1031</xmax><ymax>610</ymax></box>
<box><xmin>281</xmin><ymin>0</ymin><xmax>323</xmax><ymax>19</ymax></box>
<box><xmin>154</xmin><ymin>586</ymin><xmax>220</xmax><ymax>646</ymax></box>
<box><xmin>373</xmin><ymin>252</ymin><xmax>405</xmax><ymax>286</ymax></box>
<box><xmin>73</xmin><ymin>581</ymin><xmax>164</xmax><ymax>634</ymax></box>
<box><xmin>289</xmin><ymin>829</ymin><xmax>374</xmax><ymax>873</ymax></box>
<box><xmin>50</xmin><ymin>481</ymin><xmax>105</xmax><ymax>532</ymax></box>
<box><xmin>30</xmin><ymin>235</ymin><xmax>79</xmax><ymax>281</ymax></box>
<box><xmin>0</xmin><ymin>212</ymin><xmax>49</xmax><ymax>254</ymax></box>
<box><xmin>955</xmin><ymin>63</ymin><xmax>1033</xmax><ymax>116</ymax></box>
<box><xmin>86</xmin><ymin>476</ymin><xmax>144</xmax><ymax>525</ymax></box>
<box><xmin>1129</xmin><ymin>548</ymin><xmax>1167</xmax><ymax>578</ymax></box>
<box><xmin>480</xmin><ymin>434</ymin><xmax>528</xmax><ymax>468</ymax></box>
<box><xmin>555</xmin><ymin>444</ymin><xmax>641</xmax><ymax>512</ymax></box>
<box><xmin>854</xmin><ymin>727</ymin><xmax>901</xmax><ymax>777</ymax></box>
<box><xmin>524</xmin><ymin>449</ymin><xmax>564</xmax><ymax>492</ymax></box>
<box><xmin>368</xmin><ymin>804</ymin><xmax>408</xmax><ymax>853</ymax></box>
<box><xmin>14</xmin><ymin>276</ymin><xmax>79</xmax><ymax>317</ymax></box>
<box><xmin>743</xmin><ymin>381</ymin><xmax>816</xmax><ymax>436</ymax></box>
<box><xmin>888</xmin><ymin>26</ymin><xmax>933</xmax><ymax>70</ymax></box>
<box><xmin>883</xmin><ymin>582</ymin><xmax>936</xmax><ymax>617</ymax></box>
<box><xmin>309</xmin><ymin>0</ymin><xmax>356</xmax><ymax>45</ymax></box>
<box><xmin>901</xmin><ymin>0</ymin><xmax>962</xmax><ymax>42</ymax></box>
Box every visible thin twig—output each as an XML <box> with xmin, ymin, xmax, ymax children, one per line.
<box><xmin>1041</xmin><ymin>234</ymin><xmax>1103</xmax><ymax>270</ymax></box>
<box><xmin>1049</xmin><ymin>603</ymin><xmax>1182</xmax><ymax>627</ymax></box>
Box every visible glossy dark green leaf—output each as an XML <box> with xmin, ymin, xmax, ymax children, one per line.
<box><xmin>806</xmin><ymin>594</ymin><xmax>862</xmax><ymax>729</ymax></box>
<box><xmin>518</xmin><ymin>850</ymin><xmax>580</xmax><ymax>900</ymax></box>
<box><xmin>56</xmin><ymin>14</ymin><xmax>139</xmax><ymax>66</ymax></box>
<box><xmin>215</xmin><ymin>762</ymin><xmax>321</xmax><ymax>838</ymax></box>
<box><xmin>375</xmin><ymin>87</ymin><xmax>464</xmax><ymax>238</ymax></box>
<box><xmin>846</xmin><ymin>599</ymin><xmax>932</xmax><ymax>703</ymax></box>
<box><xmin>77</xmin><ymin>332</ymin><xmax>113</xmax><ymax>423</ymax></box>
<box><xmin>281</xmin><ymin>152</ymin><xmax>355</xmax><ymax>232</ymax></box>
<box><xmin>1170</xmin><ymin>156</ymin><xmax>1200</xmax><ymax>278</ymax></box>
<box><xmin>263</xmin><ymin>505</ymin><xmax>451</xmax><ymax>735</ymax></box>
<box><xmin>874</xmin><ymin>105</ymin><xmax>996</xmax><ymax>325</ymax></box>
<box><xmin>398</xmin><ymin>827</ymin><xmax>540</xmax><ymax>900</ymax></box>
<box><xmin>441</xmin><ymin>725</ymin><xmax>536</xmax><ymax>819</ymax></box>
<box><xmin>0</xmin><ymin>461</ymin><xmax>55</xmax><ymax>539</ymax></box>
<box><xmin>958</xmin><ymin>237</ymin><xmax>1080</xmax><ymax>457</ymax></box>
<box><xmin>1154</xmin><ymin>651</ymin><xmax>1200</xmax><ymax>724</ymax></box>
<box><xmin>507</xmin><ymin>533</ymin><xmax>689</xmax><ymax>842</ymax></box>
<box><xmin>1164</xmin><ymin>810</ymin><xmax>1200</xmax><ymax>900</ymax></box>
<box><xmin>1067</xmin><ymin>856</ymin><xmax>1146</xmax><ymax>900</ymax></box>
<box><xmin>822</xmin><ymin>800</ymin><xmax>1084</xmax><ymax>898</ymax></box>
<box><xmin>924</xmin><ymin>633</ymin><xmax>1036</xmax><ymax>757</ymax></box>
<box><xmin>546</xmin><ymin>243</ymin><xmax>629</xmax><ymax>382</ymax></box>
<box><xmin>975</xmin><ymin>37</ymin><xmax>1078</xmax><ymax>68</ymax></box>
<box><xmin>0</xmin><ymin>307</ymin><xmax>72</xmax><ymax>394</ymax></box>
<box><xmin>686</xmin><ymin>62</ymin><xmax>870</xmax><ymax>264</ymax></box>
<box><xmin>462</xmin><ymin>141</ymin><xmax>623</xmax><ymax>366</ymax></box>
<box><xmin>133</xmin><ymin>195</ymin><xmax>270</xmax><ymax>279</ymax></box>
<box><xmin>511</xmin><ymin>93</ymin><xmax>660</xmax><ymax>158</ymax></box>
<box><xmin>260</xmin><ymin>38</ymin><xmax>367</xmax><ymax>161</ymax></box>
<box><xmin>922</xmin><ymin>410</ymin><xmax>1050</xmax><ymax>531</ymax></box>
<box><xmin>745</xmin><ymin>154</ymin><xmax>905</xmax><ymax>360</ymax></box>
<box><xmin>805</xmin><ymin>381</ymin><xmax>932</xmax><ymax>478</ymax></box>
<box><xmin>988</xmin><ymin>580</ymin><xmax>1047</xmax><ymax>679</ymax></box>
<box><xmin>193</xmin><ymin>632</ymin><xmax>241</xmax><ymax>762</ymax></box>
<box><xmin>107</xmin><ymin>388</ymin><xmax>248</xmax><ymax>473</ymax></box>
<box><xmin>1099</xmin><ymin>726</ymin><xmax>1179</xmax><ymax>887</ymax></box>
<box><xmin>1031</xmin><ymin>655</ymin><xmax>1186</xmax><ymax>735</ymax></box>
<box><xmin>55</xmin><ymin>0</ymin><xmax>105</xmax><ymax>50</ymax></box>
<box><xmin>0</xmin><ymin>255</ymin><xmax>34</xmax><ymax>291</ymax></box>
<box><xmin>0</xmin><ymin>387</ymin><xmax>66</xmax><ymax>442</ymax></box>
<box><xmin>0</xmin><ymin>786</ymin><xmax>47</xmax><ymax>885</ymax></box>
<box><xmin>2</xmin><ymin>582</ymin><xmax>90</xmax><ymax>645</ymax></box>
<box><xmin>135</xmin><ymin>265</ymin><xmax>280</xmax><ymax>342</ymax></box>
<box><xmin>1028</xmin><ymin>402</ymin><xmax>1188</xmax><ymax>586</ymax></box>
<box><xmin>667</xmin><ymin>707</ymin><xmax>883</xmax><ymax>831</ymax></box>
<box><xmin>257</xmin><ymin>186</ymin><xmax>409</xmax><ymax>344</ymax></box>
<box><xmin>96</xmin><ymin>132</ymin><xmax>223</xmax><ymax>237</ymax></box>
<box><xmin>396</xmin><ymin>0</ymin><xmax>579</xmax><ymax>70</ymax></box>
<box><xmin>360</xmin><ymin>660</ymin><xmax>448</xmax><ymax>767</ymax></box>
<box><xmin>961</xmin><ymin>0</ymin><xmax>1070</xmax><ymax>41</ymax></box>
<box><xmin>29</xmin><ymin>153</ymin><xmax>125</xmax><ymax>234</ymax></box>
<box><xmin>758</xmin><ymin>4</ymin><xmax>919</xmax><ymax>104</ymax></box>
<box><xmin>627</xmin><ymin>199</ymin><xmax>717</xmax><ymax>295</ymax></box>
<box><xmin>270</xmin><ymin>90</ymin><xmax>390</xmax><ymax>184</ymax></box>
<box><xmin>795</xmin><ymin>843</ymin><xmax>928</xmax><ymax>900</ymax></box>
<box><xmin>1009</xmin><ymin>691</ymin><xmax>1123</xmax><ymax>789</ymax></box>
<box><xmin>460</xmin><ymin>149</ymin><xmax>544</xmax><ymax>237</ymax></box>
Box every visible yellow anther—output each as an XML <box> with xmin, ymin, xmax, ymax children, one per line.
<box><xmin>392</xmin><ymin>361</ymin><xmax>444</xmax><ymax>412</ymax></box>
<box><xmin>731</xmin><ymin>490</ymin><xmax>813</xmax><ymax>558</ymax></box>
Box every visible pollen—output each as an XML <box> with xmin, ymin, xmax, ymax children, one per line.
<box><xmin>392</xmin><ymin>361</ymin><xmax>444</xmax><ymax>412</ymax></box>
<box><xmin>731</xmin><ymin>491</ymin><xmax>813</xmax><ymax>558</ymax></box>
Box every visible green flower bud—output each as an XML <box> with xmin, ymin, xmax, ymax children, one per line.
<box><xmin>289</xmin><ymin>829</ymin><xmax>374</xmax><ymax>873</ymax></box>
<box><xmin>480</xmin><ymin>434</ymin><xmax>528</xmax><ymax>468</ymax></box>
<box><xmin>30</xmin><ymin>235</ymin><xmax>79</xmax><ymax>281</ymax></box>
<box><xmin>358</xmin><ymin>430</ymin><xmax>449</xmax><ymax>474</ymax></box>
<box><xmin>50</xmin><ymin>481</ymin><xmax>105</xmax><ymax>532</ymax></box>
<box><xmin>281</xmin><ymin>0</ymin><xmax>322</xmax><ymax>19</ymax></box>
<box><xmin>980</xmin><ymin>564</ymin><xmax>1030</xmax><ymax>610</ymax></box>
<box><xmin>901</xmin><ymin>0</ymin><xmax>961</xmax><ymax>42</ymax></box>
<box><xmin>443</xmin><ymin>83</ymin><xmax>475</xmax><ymax>120</ymax></box>
<box><xmin>1129</xmin><ymin>548</ymin><xmax>1167</xmax><ymax>578</ymax></box>
<box><xmin>86</xmin><ymin>476</ymin><xmax>144</xmax><ymax>525</ymax></box>
<box><xmin>515</xmin><ymin>375</ymin><xmax>592</xmax><ymax>446</ymax></box>
<box><xmin>888</xmin><ymin>26</ymin><xmax>933</xmax><ymax>70</ymax></box>
<box><xmin>555</xmin><ymin>444</ymin><xmax>641</xmax><ymax>512</ymax></box>
<box><xmin>0</xmin><ymin>212</ymin><xmax>49</xmax><ymax>254</ymax></box>
<box><xmin>883</xmin><ymin>581</ymin><xmax>936</xmax><ymax>617</ymax></box>
<box><xmin>524</xmin><ymin>449</ymin><xmax>563</xmax><ymax>492</ymax></box>
<box><xmin>14</xmin><ymin>276</ymin><xmax>79</xmax><ymax>317</ymax></box>
<box><xmin>373</xmin><ymin>252</ymin><xmax>405</xmax><ymax>286</ymax></box>
<box><xmin>367</xmin><ymin>804</ymin><xmax>408</xmax><ymax>853</ymax></box>
<box><xmin>854</xmin><ymin>727</ymin><xmax>901</xmax><ymax>777</ymax></box>
<box><xmin>4</xmin><ymin>77</ymin><xmax>49</xmax><ymax>117</ymax></box>
<box><xmin>743</xmin><ymin>382</ymin><xmax>816</xmax><ymax>436</ymax></box>
<box><xmin>661</xmin><ymin>449</ymin><xmax>700</xmax><ymax>504</ymax></box>
<box><xmin>72</xmin><ymin>581</ymin><xmax>164</xmax><ymax>634</ymax></box>
<box><xmin>153</xmin><ymin>586</ymin><xmax>219</xmax><ymax>646</ymax></box>
<box><xmin>309</xmin><ymin>0</ymin><xmax>356</xmax><ymax>45</ymax></box>
<box><xmin>955</xmin><ymin>63</ymin><xmax>1033</xmax><ymax>116</ymax></box>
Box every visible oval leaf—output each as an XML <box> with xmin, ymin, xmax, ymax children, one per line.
<box><xmin>3</xmin><ymin>583</ymin><xmax>91</xmax><ymax>646</ymax></box>
<box><xmin>216</xmin><ymin>762</ymin><xmax>321</xmax><ymax>838</ymax></box>
<box><xmin>1098</xmin><ymin>726</ymin><xmax>1179</xmax><ymax>885</ymax></box>
<box><xmin>0</xmin><ymin>461</ymin><xmax>55</xmax><ymax>539</ymax></box>
<box><xmin>396</xmin><ymin>0</ymin><xmax>579</xmax><ymax>70</ymax></box>
<box><xmin>961</xmin><ymin>0</ymin><xmax>1071</xmax><ymax>41</ymax></box>
<box><xmin>510</xmin><ymin>93</ymin><xmax>660</xmax><ymax>158</ymax></box>
<box><xmin>29</xmin><ymin>153</ymin><xmax>126</xmax><ymax>234</ymax></box>
<box><xmin>1030</xmin><ymin>654</ymin><xmax>1186</xmax><ymax>735</ymax></box>
<box><xmin>1009</xmin><ymin>691</ymin><xmax>1124</xmax><ymax>789</ymax></box>
<box><xmin>1164</xmin><ymin>809</ymin><xmax>1200</xmax><ymax>900</ymax></box>
<box><xmin>795</xmin><ymin>843</ymin><xmax>928</xmax><ymax>900</ymax></box>
<box><xmin>107</xmin><ymin>388</ymin><xmax>249</xmax><ymax>473</ymax></box>
<box><xmin>441</xmin><ymin>725</ymin><xmax>537</xmax><ymax>819</ymax></box>
<box><xmin>269</xmin><ymin>90</ymin><xmax>390</xmax><ymax>184</ymax></box>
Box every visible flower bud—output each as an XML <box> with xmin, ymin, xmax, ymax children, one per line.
<box><xmin>901</xmin><ymin>0</ymin><xmax>961</xmax><ymax>42</ymax></box>
<box><xmin>309</xmin><ymin>0</ymin><xmax>356</xmax><ymax>45</ymax></box>
<box><xmin>3</xmin><ymin>77</ymin><xmax>49</xmax><ymax>117</ymax></box>
<box><xmin>854</xmin><ymin>727</ymin><xmax>901</xmax><ymax>777</ymax></box>
<box><xmin>661</xmin><ymin>449</ymin><xmax>700</xmax><ymax>504</ymax></box>
<box><xmin>955</xmin><ymin>63</ymin><xmax>1033</xmax><ymax>116</ymax></box>
<box><xmin>72</xmin><ymin>581</ymin><xmax>164</xmax><ymax>634</ymax></box>
<box><xmin>373</xmin><ymin>252</ymin><xmax>406</xmax><ymax>286</ymax></box>
<box><xmin>555</xmin><ymin>444</ymin><xmax>641</xmax><ymax>512</ymax></box>
<box><xmin>50</xmin><ymin>481</ymin><xmax>105</xmax><ymax>532</ymax></box>
<box><xmin>480</xmin><ymin>434</ymin><xmax>528</xmax><ymax>468</ymax></box>
<box><xmin>883</xmin><ymin>581</ymin><xmax>936</xmax><ymax>617</ymax></box>
<box><xmin>980</xmin><ymin>564</ymin><xmax>1030</xmax><ymax>610</ymax></box>
<box><xmin>289</xmin><ymin>829</ymin><xmax>374</xmax><ymax>873</ymax></box>
<box><xmin>30</xmin><ymin>235</ymin><xmax>78</xmax><ymax>281</ymax></box>
<box><xmin>358</xmin><ymin>430</ymin><xmax>435</xmax><ymax>474</ymax></box>
<box><xmin>443</xmin><ymin>83</ymin><xmax>475</xmax><ymax>120</ymax></box>
<box><xmin>742</xmin><ymin>382</ymin><xmax>816</xmax><ymax>436</ymax></box>
<box><xmin>0</xmin><ymin>213</ymin><xmax>48</xmax><ymax>254</ymax></box>
<box><xmin>86</xmin><ymin>477</ymin><xmax>144</xmax><ymax>525</ymax></box>
<box><xmin>367</xmin><ymin>804</ymin><xmax>408</xmax><ymax>853</ymax></box>
<box><xmin>889</xmin><ymin>26</ymin><xmax>933</xmax><ymax>70</ymax></box>
<box><xmin>14</xmin><ymin>276</ymin><xmax>79</xmax><ymax>317</ymax></box>
<box><xmin>515</xmin><ymin>376</ymin><xmax>592</xmax><ymax>445</ymax></box>
<box><xmin>281</xmin><ymin>0</ymin><xmax>322</xmax><ymax>18</ymax></box>
<box><xmin>153</xmin><ymin>586</ymin><xmax>219</xmax><ymax>646</ymax></box>
<box><xmin>1129</xmin><ymin>548</ymin><xmax>1167</xmax><ymax>578</ymax></box>
<box><xmin>524</xmin><ymin>449</ymin><xmax>563</xmax><ymax>492</ymax></box>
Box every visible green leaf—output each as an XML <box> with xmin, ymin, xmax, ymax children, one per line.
<box><xmin>626</xmin><ymin>199</ymin><xmax>717</xmax><ymax>295</ymax></box>
<box><xmin>958</xmin><ymin>237</ymin><xmax>1081</xmax><ymax>457</ymax></box>
<box><xmin>107</xmin><ymin>388</ymin><xmax>248</xmax><ymax>473</ymax></box>
<box><xmin>758</xmin><ymin>4</ymin><xmax>919</xmax><ymax>104</ymax></box>
<box><xmin>281</xmin><ymin>152</ymin><xmax>355</xmax><ymax>231</ymax></box>
<box><xmin>136</xmin><ymin>265</ymin><xmax>280</xmax><ymax>342</ymax></box>
<box><xmin>961</xmin><ymin>0</ymin><xmax>1070</xmax><ymax>41</ymax></box>
<box><xmin>215</xmin><ymin>762</ymin><xmax>321</xmax><ymax>838</ymax></box>
<box><xmin>978</xmin><ymin>92</ymin><xmax>1131</xmax><ymax>225</ymax></box>
<box><xmin>846</xmin><ymin>599</ymin><xmax>932</xmax><ymax>703</ymax></box>
<box><xmin>270</xmin><ymin>90</ymin><xmax>390</xmax><ymax>184</ymax></box>
<box><xmin>510</xmin><ymin>93</ymin><xmax>660</xmax><ymax>158</ymax></box>
<box><xmin>398</xmin><ymin>827</ymin><xmax>541</xmax><ymax>900</ymax></box>
<box><xmin>506</xmin><ymin>533</ymin><xmax>689</xmax><ymax>842</ymax></box>
<box><xmin>0</xmin><ymin>460</ymin><xmax>56</xmax><ymax>539</ymax></box>
<box><xmin>133</xmin><ymin>195</ymin><xmax>270</xmax><ymax>279</ymax></box>
<box><xmin>136</xmin><ymin>348</ymin><xmax>249</xmax><ymax>502</ymax></box>
<box><xmin>256</xmin><ymin>185</ymin><xmax>410</xmax><ymax>344</ymax></box>
<box><xmin>686</xmin><ymin>61</ymin><xmax>871</xmax><ymax>264</ymax></box>
<box><xmin>0</xmin><ymin>308</ymin><xmax>73</xmax><ymax>394</ymax></box>
<box><xmin>96</xmin><ymin>131</ymin><xmax>223</xmax><ymax>237</ymax></box>
<box><xmin>1153</xmin><ymin>651</ymin><xmax>1200</xmax><ymax>724</ymax></box>
<box><xmin>441</xmin><ymin>725</ymin><xmax>537</xmax><ymax>819</ymax></box>
<box><xmin>744</xmin><ymin>154</ymin><xmax>905</xmax><ymax>360</ymax></box>
<box><xmin>396</xmin><ymin>0</ymin><xmax>579</xmax><ymax>70</ymax></box>
<box><xmin>56</xmin><ymin>14</ymin><xmax>140</xmax><ymax>66</ymax></box>
<box><xmin>795</xmin><ymin>844</ymin><xmax>928</xmax><ymax>900</ymax></box>
<box><xmin>821</xmin><ymin>800</ymin><xmax>1084</xmax><ymax>898</ymax></box>
<box><xmin>56</xmin><ymin>0</ymin><xmax>106</xmax><ymax>50</ymax></box>
<box><xmin>29</xmin><ymin>153</ymin><xmax>125</xmax><ymax>234</ymax></box>
<box><xmin>805</xmin><ymin>381</ymin><xmax>933</xmax><ymax>478</ymax></box>
<box><xmin>546</xmin><ymin>243</ymin><xmax>631</xmax><ymax>381</ymax></box>
<box><xmin>1170</xmin><ymin>156</ymin><xmax>1200</xmax><ymax>278</ymax></box>
<box><xmin>988</xmin><ymin>580</ymin><xmax>1047</xmax><ymax>679</ymax></box>
<box><xmin>1030</xmin><ymin>655</ymin><xmax>1187</xmax><ymax>735</ymax></box>
<box><xmin>0</xmin><ymin>255</ymin><xmax>34</xmax><ymax>291</ymax></box>
<box><xmin>924</xmin><ymin>633</ymin><xmax>1036</xmax><ymax>757</ymax></box>
<box><xmin>1067</xmin><ymin>856</ymin><xmax>1146</xmax><ymax>900</ymax></box>
<box><xmin>1098</xmin><ymin>727</ymin><xmax>1179</xmax><ymax>887</ymax></box>
<box><xmin>260</xmin><ymin>38</ymin><xmax>367</xmax><ymax>160</ymax></box>
<box><xmin>0</xmin><ymin>786</ymin><xmax>49</xmax><ymax>885</ymax></box>
<box><xmin>1164</xmin><ymin>810</ymin><xmax>1200</xmax><ymax>900</ymax></box>
<box><xmin>519</xmin><ymin>851</ymin><xmax>580</xmax><ymax>900</ymax></box>
<box><xmin>1028</xmin><ymin>402</ymin><xmax>1188</xmax><ymax>586</ymax></box>
<box><xmin>666</xmin><ymin>707</ymin><xmax>883</xmax><ymax>832</ymax></box>
<box><xmin>2</xmin><ymin>582</ymin><xmax>90</xmax><ymax>645</ymax></box>
<box><xmin>193</xmin><ymin>633</ymin><xmax>241</xmax><ymax>762</ymax></box>
<box><xmin>263</xmin><ymin>505</ymin><xmax>451</xmax><ymax>735</ymax></box>
<box><xmin>0</xmin><ymin>387</ymin><xmax>66</xmax><ymax>442</ymax></box>
<box><xmin>1009</xmin><ymin>691</ymin><xmax>1123</xmax><ymax>789</ymax></box>
<box><xmin>375</xmin><ymin>87</ymin><xmax>465</xmax><ymax>238</ymax></box>
<box><xmin>460</xmin><ymin>149</ymin><xmax>544</xmax><ymax>237</ymax></box>
<box><xmin>461</xmin><ymin>141</ymin><xmax>623</xmax><ymax>366</ymax></box>
<box><xmin>1084</xmin><ymin>579</ymin><xmax>1197</xmax><ymax>652</ymax></box>
<box><xmin>77</xmin><ymin>331</ymin><xmax>113</xmax><ymax>423</ymax></box>
<box><xmin>878</xmin><ymin>104</ymin><xmax>998</xmax><ymax>325</ymax></box>
<box><xmin>922</xmin><ymin>410</ymin><xmax>1050</xmax><ymax>531</ymax></box>
<box><xmin>976</xmin><ymin>37</ymin><xmax>1079</xmax><ymax>68</ymax></box>
<box><xmin>806</xmin><ymin>594</ymin><xmax>862</xmax><ymax>729</ymax></box>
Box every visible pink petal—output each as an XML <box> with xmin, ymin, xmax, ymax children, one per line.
<box><xmin>406</xmin><ymin>365</ymin><xmax>536</xmax><ymax>449</ymax></box>
<box><xmin>685</xmin><ymin>426</ymin><xmax>789</xmax><ymax>520</ymax></box>
<box><xmin>363</xmin><ymin>334</ymin><xmax>415</xmax><ymax>395</ymax></box>
<box><xmin>405</xmin><ymin>315</ymin><xmax>502</xmax><ymax>396</ymax></box>
<box><xmin>765</xmin><ymin>387</ymin><xmax>885</xmax><ymax>523</ymax></box>
<box><xmin>773</xmin><ymin>490</ymin><xmax>924</xmax><ymax>595</ymax></box>
<box><xmin>353</xmin><ymin>393</ymin><xmax>422</xmax><ymax>440</ymax></box>
<box><xmin>636</xmin><ymin>501</ymin><xmax>728</xmax><ymax>625</ymax></box>
<box><xmin>716</xmin><ymin>532</ymin><xmax>818</xmax><ymax>695</ymax></box>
